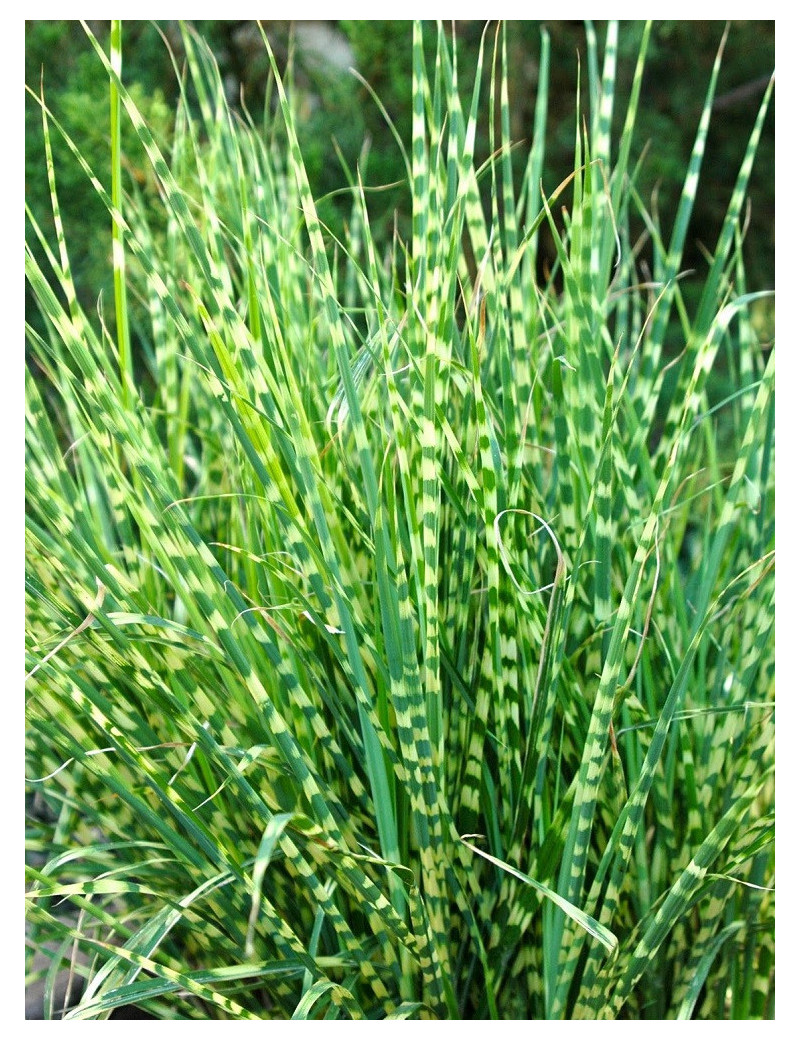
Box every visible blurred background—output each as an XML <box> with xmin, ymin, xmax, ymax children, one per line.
<box><xmin>25</xmin><ymin>19</ymin><xmax>775</xmax><ymax>344</ymax></box>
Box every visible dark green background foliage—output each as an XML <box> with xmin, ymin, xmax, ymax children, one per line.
<box><xmin>26</xmin><ymin>19</ymin><xmax>774</xmax><ymax>310</ymax></box>
<box><xmin>344</xmin><ymin>20</ymin><xmax>775</xmax><ymax>291</ymax></box>
<box><xmin>25</xmin><ymin>22</ymin><xmax>172</xmax><ymax>315</ymax></box>
<box><xmin>25</xmin><ymin>20</ymin><xmax>775</xmax><ymax>470</ymax></box>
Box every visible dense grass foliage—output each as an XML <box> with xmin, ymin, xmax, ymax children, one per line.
<box><xmin>25</xmin><ymin>21</ymin><xmax>774</xmax><ymax>1020</ymax></box>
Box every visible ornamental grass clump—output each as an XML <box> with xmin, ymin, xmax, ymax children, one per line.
<box><xmin>25</xmin><ymin>20</ymin><xmax>774</xmax><ymax>1020</ymax></box>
